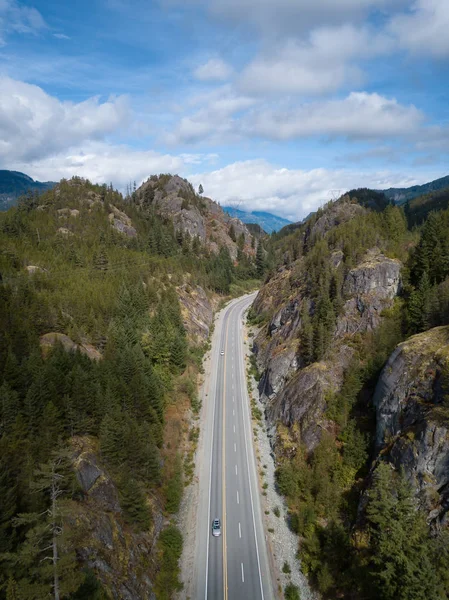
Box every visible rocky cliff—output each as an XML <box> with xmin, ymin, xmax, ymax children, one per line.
<box><xmin>254</xmin><ymin>247</ymin><xmax>401</xmax><ymax>451</ymax></box>
<box><xmin>71</xmin><ymin>437</ymin><xmax>161</xmax><ymax>600</ymax></box>
<box><xmin>136</xmin><ymin>175</ymin><xmax>254</xmax><ymax>260</ymax></box>
<box><xmin>372</xmin><ymin>326</ymin><xmax>449</xmax><ymax>524</ymax></box>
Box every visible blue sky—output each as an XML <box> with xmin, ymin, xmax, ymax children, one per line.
<box><xmin>0</xmin><ymin>0</ymin><xmax>448</xmax><ymax>220</ymax></box>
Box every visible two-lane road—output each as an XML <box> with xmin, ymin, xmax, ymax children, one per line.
<box><xmin>194</xmin><ymin>294</ymin><xmax>274</xmax><ymax>600</ymax></box>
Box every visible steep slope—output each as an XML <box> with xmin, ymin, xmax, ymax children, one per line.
<box><xmin>0</xmin><ymin>169</ymin><xmax>56</xmax><ymax>210</ymax></box>
<box><xmin>406</xmin><ymin>185</ymin><xmax>449</xmax><ymax>226</ymax></box>
<box><xmin>372</xmin><ymin>326</ymin><xmax>449</xmax><ymax>525</ymax></box>
<box><xmin>248</xmin><ymin>192</ymin><xmax>417</xmax><ymax>598</ymax></box>
<box><xmin>135</xmin><ymin>175</ymin><xmax>255</xmax><ymax>260</ymax></box>
<box><xmin>250</xmin><ymin>188</ymin><xmax>449</xmax><ymax>599</ymax></box>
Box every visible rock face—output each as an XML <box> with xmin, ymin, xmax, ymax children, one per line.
<box><xmin>177</xmin><ymin>283</ymin><xmax>214</xmax><ymax>343</ymax></box>
<box><xmin>371</xmin><ymin>327</ymin><xmax>449</xmax><ymax>523</ymax></box>
<box><xmin>71</xmin><ymin>437</ymin><xmax>159</xmax><ymax>599</ymax></box>
<box><xmin>40</xmin><ymin>332</ymin><xmax>102</xmax><ymax>360</ymax></box>
<box><xmin>254</xmin><ymin>247</ymin><xmax>402</xmax><ymax>452</ymax></box>
<box><xmin>310</xmin><ymin>198</ymin><xmax>366</xmax><ymax>241</ymax></box>
<box><xmin>336</xmin><ymin>250</ymin><xmax>401</xmax><ymax>336</ymax></box>
<box><xmin>136</xmin><ymin>175</ymin><xmax>253</xmax><ymax>260</ymax></box>
<box><xmin>109</xmin><ymin>204</ymin><xmax>137</xmax><ymax>237</ymax></box>
<box><xmin>267</xmin><ymin>346</ymin><xmax>354</xmax><ymax>451</ymax></box>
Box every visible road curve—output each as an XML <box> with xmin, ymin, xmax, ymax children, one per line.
<box><xmin>194</xmin><ymin>293</ymin><xmax>274</xmax><ymax>600</ymax></box>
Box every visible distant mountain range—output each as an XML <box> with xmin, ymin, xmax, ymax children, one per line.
<box><xmin>381</xmin><ymin>174</ymin><xmax>449</xmax><ymax>205</ymax></box>
<box><xmin>223</xmin><ymin>206</ymin><xmax>292</xmax><ymax>233</ymax></box>
<box><xmin>0</xmin><ymin>170</ymin><xmax>56</xmax><ymax>210</ymax></box>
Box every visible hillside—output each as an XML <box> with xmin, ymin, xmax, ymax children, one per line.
<box><xmin>0</xmin><ymin>170</ymin><xmax>56</xmax><ymax>210</ymax></box>
<box><xmin>0</xmin><ymin>175</ymin><xmax>262</xmax><ymax>599</ymax></box>
<box><xmin>382</xmin><ymin>173</ymin><xmax>449</xmax><ymax>204</ymax></box>
<box><xmin>223</xmin><ymin>205</ymin><xmax>292</xmax><ymax>233</ymax></box>
<box><xmin>134</xmin><ymin>175</ymin><xmax>255</xmax><ymax>262</ymax></box>
<box><xmin>249</xmin><ymin>190</ymin><xmax>449</xmax><ymax>599</ymax></box>
<box><xmin>405</xmin><ymin>185</ymin><xmax>449</xmax><ymax>226</ymax></box>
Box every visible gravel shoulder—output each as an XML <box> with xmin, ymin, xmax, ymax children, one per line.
<box><xmin>242</xmin><ymin>320</ymin><xmax>318</xmax><ymax>600</ymax></box>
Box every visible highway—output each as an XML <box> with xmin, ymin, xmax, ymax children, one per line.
<box><xmin>194</xmin><ymin>293</ymin><xmax>274</xmax><ymax>600</ymax></box>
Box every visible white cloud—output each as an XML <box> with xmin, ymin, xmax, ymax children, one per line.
<box><xmin>162</xmin><ymin>85</ymin><xmax>255</xmax><ymax>145</ymax></box>
<box><xmin>239</xmin><ymin>26</ymin><xmax>391</xmax><ymax>95</ymax></box>
<box><xmin>244</xmin><ymin>92</ymin><xmax>424</xmax><ymax>140</ymax></box>
<box><xmin>165</xmin><ymin>90</ymin><xmax>425</xmax><ymax>145</ymax></box>
<box><xmin>0</xmin><ymin>0</ymin><xmax>46</xmax><ymax>44</ymax></box>
<box><xmin>53</xmin><ymin>33</ymin><xmax>70</xmax><ymax>40</ymax></box>
<box><xmin>389</xmin><ymin>0</ymin><xmax>449</xmax><ymax>58</ymax></box>
<box><xmin>188</xmin><ymin>159</ymin><xmax>443</xmax><ymax>221</ymax></box>
<box><xmin>0</xmin><ymin>76</ymin><xmax>130</xmax><ymax>161</ymax></box>
<box><xmin>194</xmin><ymin>58</ymin><xmax>233</xmax><ymax>81</ymax></box>
<box><xmin>9</xmin><ymin>141</ymin><xmax>187</xmax><ymax>189</ymax></box>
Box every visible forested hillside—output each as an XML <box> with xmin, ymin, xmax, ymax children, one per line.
<box><xmin>0</xmin><ymin>171</ymin><xmax>56</xmax><ymax>211</ymax></box>
<box><xmin>0</xmin><ymin>176</ymin><xmax>262</xmax><ymax>599</ymax></box>
<box><xmin>382</xmin><ymin>173</ymin><xmax>449</xmax><ymax>205</ymax></box>
<box><xmin>251</xmin><ymin>189</ymin><xmax>449</xmax><ymax>599</ymax></box>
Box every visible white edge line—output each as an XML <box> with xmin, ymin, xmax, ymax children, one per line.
<box><xmin>241</xmin><ymin>562</ymin><xmax>245</xmax><ymax>583</ymax></box>
<box><xmin>238</xmin><ymin>301</ymin><xmax>266</xmax><ymax>600</ymax></box>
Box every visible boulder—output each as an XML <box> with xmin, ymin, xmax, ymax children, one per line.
<box><xmin>40</xmin><ymin>332</ymin><xmax>102</xmax><ymax>360</ymax></box>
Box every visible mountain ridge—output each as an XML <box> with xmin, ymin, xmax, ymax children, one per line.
<box><xmin>0</xmin><ymin>169</ymin><xmax>56</xmax><ymax>210</ymax></box>
<box><xmin>223</xmin><ymin>205</ymin><xmax>292</xmax><ymax>233</ymax></box>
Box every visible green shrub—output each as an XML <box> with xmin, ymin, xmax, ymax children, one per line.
<box><xmin>284</xmin><ymin>583</ymin><xmax>300</xmax><ymax>600</ymax></box>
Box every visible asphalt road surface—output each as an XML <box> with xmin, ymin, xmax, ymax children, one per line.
<box><xmin>194</xmin><ymin>294</ymin><xmax>274</xmax><ymax>600</ymax></box>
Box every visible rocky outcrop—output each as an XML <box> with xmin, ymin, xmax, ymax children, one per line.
<box><xmin>310</xmin><ymin>198</ymin><xmax>366</xmax><ymax>241</ymax></box>
<box><xmin>25</xmin><ymin>265</ymin><xmax>45</xmax><ymax>274</ymax></box>
<box><xmin>71</xmin><ymin>437</ymin><xmax>160</xmax><ymax>599</ymax></box>
<box><xmin>372</xmin><ymin>326</ymin><xmax>449</xmax><ymax>523</ymax></box>
<box><xmin>177</xmin><ymin>283</ymin><xmax>213</xmax><ymax>343</ymax></box>
<box><xmin>336</xmin><ymin>250</ymin><xmax>401</xmax><ymax>336</ymax></box>
<box><xmin>136</xmin><ymin>175</ymin><xmax>253</xmax><ymax>260</ymax></box>
<box><xmin>268</xmin><ymin>345</ymin><xmax>354</xmax><ymax>452</ymax></box>
<box><xmin>109</xmin><ymin>204</ymin><xmax>137</xmax><ymax>237</ymax></box>
<box><xmin>57</xmin><ymin>207</ymin><xmax>79</xmax><ymax>218</ymax></box>
<box><xmin>40</xmin><ymin>332</ymin><xmax>102</xmax><ymax>360</ymax></box>
<box><xmin>57</xmin><ymin>226</ymin><xmax>74</xmax><ymax>237</ymax></box>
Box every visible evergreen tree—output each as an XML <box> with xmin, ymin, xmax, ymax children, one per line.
<box><xmin>198</xmin><ymin>184</ymin><xmax>203</xmax><ymax>195</ymax></box>
<box><xmin>407</xmin><ymin>271</ymin><xmax>431</xmax><ymax>333</ymax></box>
<box><xmin>92</xmin><ymin>248</ymin><xmax>108</xmax><ymax>272</ymax></box>
<box><xmin>229</xmin><ymin>223</ymin><xmax>236</xmax><ymax>242</ymax></box>
<box><xmin>5</xmin><ymin>450</ymin><xmax>84</xmax><ymax>599</ymax></box>
<box><xmin>299</xmin><ymin>306</ymin><xmax>314</xmax><ymax>366</ymax></box>
<box><xmin>256</xmin><ymin>242</ymin><xmax>265</xmax><ymax>278</ymax></box>
<box><xmin>99</xmin><ymin>411</ymin><xmax>125</xmax><ymax>468</ymax></box>
<box><xmin>366</xmin><ymin>463</ymin><xmax>441</xmax><ymax>600</ymax></box>
<box><xmin>0</xmin><ymin>447</ymin><xmax>17</xmax><ymax>553</ymax></box>
<box><xmin>170</xmin><ymin>334</ymin><xmax>187</xmax><ymax>372</ymax></box>
<box><xmin>0</xmin><ymin>381</ymin><xmax>20</xmax><ymax>433</ymax></box>
<box><xmin>119</xmin><ymin>477</ymin><xmax>151</xmax><ymax>530</ymax></box>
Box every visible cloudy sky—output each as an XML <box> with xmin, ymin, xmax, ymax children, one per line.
<box><xmin>0</xmin><ymin>0</ymin><xmax>448</xmax><ymax>220</ymax></box>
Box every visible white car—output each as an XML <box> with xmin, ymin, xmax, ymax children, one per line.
<box><xmin>212</xmin><ymin>518</ymin><xmax>221</xmax><ymax>537</ymax></box>
<box><xmin>220</xmin><ymin>350</ymin><xmax>224</xmax><ymax>356</ymax></box>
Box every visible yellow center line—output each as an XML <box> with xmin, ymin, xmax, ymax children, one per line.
<box><xmin>222</xmin><ymin>311</ymin><xmax>230</xmax><ymax>600</ymax></box>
